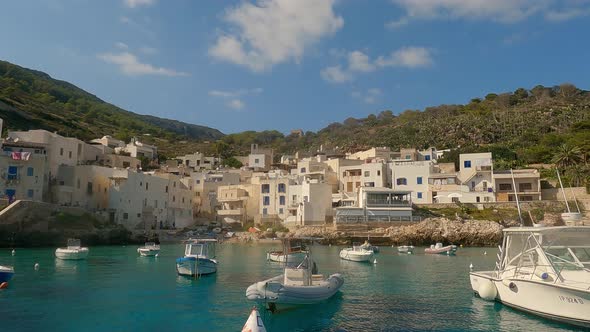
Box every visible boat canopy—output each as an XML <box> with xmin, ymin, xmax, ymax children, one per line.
<box><xmin>185</xmin><ymin>240</ymin><xmax>216</xmax><ymax>258</ymax></box>
<box><xmin>67</xmin><ymin>238</ymin><xmax>81</xmax><ymax>249</ymax></box>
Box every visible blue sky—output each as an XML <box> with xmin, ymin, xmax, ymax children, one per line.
<box><xmin>1</xmin><ymin>0</ymin><xmax>589</xmax><ymax>134</ymax></box>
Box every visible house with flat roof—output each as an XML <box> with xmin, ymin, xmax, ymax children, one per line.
<box><xmin>493</xmin><ymin>169</ymin><xmax>541</xmax><ymax>202</ymax></box>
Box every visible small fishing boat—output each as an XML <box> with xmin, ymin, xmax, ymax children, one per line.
<box><xmin>137</xmin><ymin>242</ymin><xmax>160</xmax><ymax>257</ymax></box>
<box><xmin>360</xmin><ymin>240</ymin><xmax>380</xmax><ymax>253</ymax></box>
<box><xmin>267</xmin><ymin>239</ymin><xmax>307</xmax><ymax>263</ymax></box>
<box><xmin>425</xmin><ymin>243</ymin><xmax>457</xmax><ymax>255</ymax></box>
<box><xmin>246</xmin><ymin>243</ymin><xmax>344</xmax><ymax>311</ymax></box>
<box><xmin>340</xmin><ymin>244</ymin><xmax>374</xmax><ymax>262</ymax></box>
<box><xmin>176</xmin><ymin>239</ymin><xmax>218</xmax><ymax>277</ymax></box>
<box><xmin>470</xmin><ymin>226</ymin><xmax>590</xmax><ymax>328</ymax></box>
<box><xmin>55</xmin><ymin>239</ymin><xmax>89</xmax><ymax>260</ymax></box>
<box><xmin>0</xmin><ymin>265</ymin><xmax>14</xmax><ymax>283</ymax></box>
<box><xmin>397</xmin><ymin>245</ymin><xmax>414</xmax><ymax>254</ymax></box>
<box><xmin>241</xmin><ymin>307</ymin><xmax>266</xmax><ymax>332</ymax></box>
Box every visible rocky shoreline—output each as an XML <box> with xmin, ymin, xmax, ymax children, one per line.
<box><xmin>225</xmin><ymin>217</ymin><xmax>527</xmax><ymax>247</ymax></box>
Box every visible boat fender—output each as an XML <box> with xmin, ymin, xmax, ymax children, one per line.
<box><xmin>533</xmin><ymin>268</ymin><xmax>551</xmax><ymax>281</ymax></box>
<box><xmin>34</xmin><ymin>263</ymin><xmax>39</xmax><ymax>270</ymax></box>
<box><xmin>0</xmin><ymin>282</ymin><xmax>8</xmax><ymax>289</ymax></box>
<box><xmin>11</xmin><ymin>249</ymin><xmax>15</xmax><ymax>256</ymax></box>
<box><xmin>477</xmin><ymin>279</ymin><xmax>497</xmax><ymax>301</ymax></box>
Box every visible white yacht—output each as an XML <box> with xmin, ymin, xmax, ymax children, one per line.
<box><xmin>176</xmin><ymin>239</ymin><xmax>218</xmax><ymax>277</ymax></box>
<box><xmin>137</xmin><ymin>242</ymin><xmax>160</xmax><ymax>257</ymax></box>
<box><xmin>339</xmin><ymin>244</ymin><xmax>374</xmax><ymax>262</ymax></box>
<box><xmin>246</xmin><ymin>248</ymin><xmax>343</xmax><ymax>312</ymax></box>
<box><xmin>397</xmin><ymin>245</ymin><xmax>415</xmax><ymax>254</ymax></box>
<box><xmin>55</xmin><ymin>239</ymin><xmax>89</xmax><ymax>260</ymax></box>
<box><xmin>470</xmin><ymin>226</ymin><xmax>590</xmax><ymax>328</ymax></box>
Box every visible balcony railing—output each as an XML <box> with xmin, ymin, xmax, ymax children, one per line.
<box><xmin>365</xmin><ymin>199</ymin><xmax>411</xmax><ymax>207</ymax></box>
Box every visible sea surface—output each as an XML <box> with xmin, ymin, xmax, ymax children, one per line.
<box><xmin>0</xmin><ymin>244</ymin><xmax>581</xmax><ymax>331</ymax></box>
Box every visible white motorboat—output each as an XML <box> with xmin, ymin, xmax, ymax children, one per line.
<box><xmin>0</xmin><ymin>265</ymin><xmax>14</xmax><ymax>283</ymax></box>
<box><xmin>267</xmin><ymin>239</ymin><xmax>308</xmax><ymax>263</ymax></box>
<box><xmin>241</xmin><ymin>307</ymin><xmax>266</xmax><ymax>332</ymax></box>
<box><xmin>137</xmin><ymin>242</ymin><xmax>160</xmax><ymax>257</ymax></box>
<box><xmin>246</xmin><ymin>248</ymin><xmax>344</xmax><ymax>311</ymax></box>
<box><xmin>397</xmin><ymin>245</ymin><xmax>415</xmax><ymax>254</ymax></box>
<box><xmin>470</xmin><ymin>226</ymin><xmax>590</xmax><ymax>328</ymax></box>
<box><xmin>360</xmin><ymin>240</ymin><xmax>380</xmax><ymax>253</ymax></box>
<box><xmin>425</xmin><ymin>243</ymin><xmax>457</xmax><ymax>255</ymax></box>
<box><xmin>176</xmin><ymin>239</ymin><xmax>218</xmax><ymax>277</ymax></box>
<box><xmin>339</xmin><ymin>244</ymin><xmax>374</xmax><ymax>262</ymax></box>
<box><xmin>55</xmin><ymin>239</ymin><xmax>89</xmax><ymax>260</ymax></box>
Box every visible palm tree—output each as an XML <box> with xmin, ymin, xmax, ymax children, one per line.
<box><xmin>552</xmin><ymin>144</ymin><xmax>582</xmax><ymax>169</ymax></box>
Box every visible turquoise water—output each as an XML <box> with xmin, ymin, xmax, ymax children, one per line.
<box><xmin>0</xmin><ymin>244</ymin><xmax>579</xmax><ymax>331</ymax></box>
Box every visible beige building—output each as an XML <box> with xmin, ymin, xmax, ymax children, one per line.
<box><xmin>252</xmin><ymin>171</ymin><xmax>294</xmax><ymax>223</ymax></box>
<box><xmin>248</xmin><ymin>144</ymin><xmax>273</xmax><ymax>171</ymax></box>
<box><xmin>175</xmin><ymin>152</ymin><xmax>220</xmax><ymax>171</ymax></box>
<box><xmin>183</xmin><ymin>171</ymin><xmax>241</xmax><ymax>219</ymax></box>
<box><xmin>286</xmin><ymin>179</ymin><xmax>333</xmax><ymax>226</ymax></box>
<box><xmin>0</xmin><ymin>140</ymin><xmax>49</xmax><ymax>202</ymax></box>
<box><xmin>494</xmin><ymin>169</ymin><xmax>541</xmax><ymax>202</ymax></box>
<box><xmin>217</xmin><ymin>184</ymin><xmax>259</xmax><ymax>225</ymax></box>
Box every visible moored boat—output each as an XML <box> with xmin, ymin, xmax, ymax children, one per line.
<box><xmin>55</xmin><ymin>239</ymin><xmax>89</xmax><ymax>260</ymax></box>
<box><xmin>425</xmin><ymin>243</ymin><xmax>457</xmax><ymax>255</ymax></box>
<box><xmin>176</xmin><ymin>239</ymin><xmax>218</xmax><ymax>277</ymax></box>
<box><xmin>137</xmin><ymin>242</ymin><xmax>160</xmax><ymax>257</ymax></box>
<box><xmin>0</xmin><ymin>265</ymin><xmax>14</xmax><ymax>283</ymax></box>
<box><xmin>360</xmin><ymin>240</ymin><xmax>379</xmax><ymax>253</ymax></box>
<box><xmin>241</xmin><ymin>307</ymin><xmax>266</xmax><ymax>332</ymax></box>
<box><xmin>470</xmin><ymin>226</ymin><xmax>590</xmax><ymax>328</ymax></box>
<box><xmin>267</xmin><ymin>240</ymin><xmax>308</xmax><ymax>263</ymax></box>
<box><xmin>397</xmin><ymin>245</ymin><xmax>414</xmax><ymax>254</ymax></box>
<box><xmin>246</xmin><ymin>244</ymin><xmax>344</xmax><ymax>311</ymax></box>
<box><xmin>340</xmin><ymin>244</ymin><xmax>374</xmax><ymax>262</ymax></box>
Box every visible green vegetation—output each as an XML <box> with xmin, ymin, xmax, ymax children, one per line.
<box><xmin>0</xmin><ymin>60</ymin><xmax>223</xmax><ymax>156</ymax></box>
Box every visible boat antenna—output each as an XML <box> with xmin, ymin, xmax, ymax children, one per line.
<box><xmin>568</xmin><ymin>182</ymin><xmax>581</xmax><ymax>213</ymax></box>
<box><xmin>510</xmin><ymin>169</ymin><xmax>523</xmax><ymax>226</ymax></box>
<box><xmin>556</xmin><ymin>168</ymin><xmax>571</xmax><ymax>213</ymax></box>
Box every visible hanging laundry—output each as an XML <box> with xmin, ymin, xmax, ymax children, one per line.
<box><xmin>21</xmin><ymin>152</ymin><xmax>31</xmax><ymax>161</ymax></box>
<box><xmin>10</xmin><ymin>152</ymin><xmax>21</xmax><ymax>160</ymax></box>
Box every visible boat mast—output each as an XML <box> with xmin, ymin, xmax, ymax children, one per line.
<box><xmin>510</xmin><ymin>169</ymin><xmax>523</xmax><ymax>226</ymax></box>
<box><xmin>556</xmin><ymin>169</ymin><xmax>571</xmax><ymax>213</ymax></box>
<box><xmin>568</xmin><ymin>185</ymin><xmax>581</xmax><ymax>213</ymax></box>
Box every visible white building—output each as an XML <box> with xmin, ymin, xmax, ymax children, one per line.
<box><xmin>0</xmin><ymin>139</ymin><xmax>49</xmax><ymax>202</ymax></box>
<box><xmin>339</xmin><ymin>160</ymin><xmax>388</xmax><ymax>193</ymax></box>
<box><xmin>286</xmin><ymin>179</ymin><xmax>332</xmax><ymax>226</ymax></box>
<box><xmin>248</xmin><ymin>144</ymin><xmax>273</xmax><ymax>171</ymax></box>
<box><xmin>252</xmin><ymin>171</ymin><xmax>294</xmax><ymax>223</ymax></box>
<box><xmin>390</xmin><ymin>160</ymin><xmax>432</xmax><ymax>204</ymax></box>
<box><xmin>335</xmin><ymin>187</ymin><xmax>414</xmax><ymax>227</ymax></box>
<box><xmin>175</xmin><ymin>152</ymin><xmax>220</xmax><ymax>171</ymax></box>
<box><xmin>116</xmin><ymin>137</ymin><xmax>157</xmax><ymax>160</ymax></box>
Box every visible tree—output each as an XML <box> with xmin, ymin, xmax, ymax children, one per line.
<box><xmin>224</xmin><ymin>157</ymin><xmax>243</xmax><ymax>169</ymax></box>
<box><xmin>552</xmin><ymin>144</ymin><xmax>582</xmax><ymax>169</ymax></box>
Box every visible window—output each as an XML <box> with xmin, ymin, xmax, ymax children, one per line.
<box><xmin>425</xmin><ymin>155</ymin><xmax>431</xmax><ymax>161</ymax></box>
<box><xmin>300</xmin><ymin>167</ymin><xmax>306</xmax><ymax>173</ymax></box>
<box><xmin>27</xmin><ymin>167</ymin><xmax>34</xmax><ymax>176</ymax></box>
<box><xmin>417</xmin><ymin>192</ymin><xmax>423</xmax><ymax>199</ymax></box>
<box><xmin>137</xmin><ymin>213</ymin><xmax>141</xmax><ymax>218</ymax></box>
<box><xmin>27</xmin><ymin>189</ymin><xmax>34</xmax><ymax>198</ymax></box>
<box><xmin>262</xmin><ymin>184</ymin><xmax>270</xmax><ymax>193</ymax></box>
<box><xmin>60</xmin><ymin>148</ymin><xmax>64</xmax><ymax>156</ymax></box>
<box><xmin>146</xmin><ymin>182</ymin><xmax>149</xmax><ymax>190</ymax></box>
<box><xmin>405</xmin><ymin>155</ymin><xmax>411</xmax><ymax>160</ymax></box>
<box><xmin>279</xmin><ymin>196</ymin><xmax>286</xmax><ymax>205</ymax></box>
<box><xmin>464</xmin><ymin>160</ymin><xmax>471</xmax><ymax>168</ymax></box>
<box><xmin>499</xmin><ymin>183</ymin><xmax>512</xmax><ymax>191</ymax></box>
<box><xmin>519</xmin><ymin>183</ymin><xmax>532</xmax><ymax>191</ymax></box>
<box><xmin>255</xmin><ymin>158</ymin><xmax>260</xmax><ymax>164</ymax></box>
<box><xmin>396</xmin><ymin>178</ymin><xmax>407</xmax><ymax>185</ymax></box>
<box><xmin>263</xmin><ymin>196</ymin><xmax>270</xmax><ymax>205</ymax></box>
<box><xmin>87</xmin><ymin>182</ymin><xmax>93</xmax><ymax>195</ymax></box>
<box><xmin>123</xmin><ymin>213</ymin><xmax>129</xmax><ymax>220</ymax></box>
<box><xmin>196</xmin><ymin>192</ymin><xmax>200</xmax><ymax>197</ymax></box>
<box><xmin>182</xmin><ymin>197</ymin><xmax>185</xmax><ymax>203</ymax></box>
<box><xmin>77</xmin><ymin>178</ymin><xmax>80</xmax><ymax>189</ymax></box>
<box><xmin>140</xmin><ymin>182</ymin><xmax>143</xmax><ymax>187</ymax></box>
<box><xmin>364</xmin><ymin>182</ymin><xmax>375</xmax><ymax>187</ymax></box>
<box><xmin>292</xmin><ymin>195</ymin><xmax>297</xmax><ymax>201</ymax></box>
<box><xmin>173</xmin><ymin>182</ymin><xmax>176</xmax><ymax>188</ymax></box>
<box><xmin>377</xmin><ymin>170</ymin><xmax>381</xmax><ymax>176</ymax></box>
<box><xmin>196</xmin><ymin>180</ymin><xmax>200</xmax><ymax>184</ymax></box>
<box><xmin>7</xmin><ymin>166</ymin><xmax>17</xmax><ymax>180</ymax></box>
<box><xmin>165</xmin><ymin>186</ymin><xmax>168</xmax><ymax>193</ymax></box>
<box><xmin>417</xmin><ymin>177</ymin><xmax>423</xmax><ymax>185</ymax></box>
<box><xmin>364</xmin><ymin>171</ymin><xmax>370</xmax><ymax>177</ymax></box>
<box><xmin>279</xmin><ymin>208</ymin><xmax>283</xmax><ymax>214</ymax></box>
<box><xmin>278</xmin><ymin>183</ymin><xmax>286</xmax><ymax>193</ymax></box>
<box><xmin>262</xmin><ymin>208</ymin><xmax>268</xmax><ymax>215</ymax></box>
<box><xmin>521</xmin><ymin>195</ymin><xmax>533</xmax><ymax>201</ymax></box>
<box><xmin>68</xmin><ymin>151</ymin><xmax>72</xmax><ymax>159</ymax></box>
<box><xmin>452</xmin><ymin>197</ymin><xmax>459</xmax><ymax>203</ymax></box>
<box><xmin>173</xmin><ymin>196</ymin><xmax>176</xmax><ymax>202</ymax></box>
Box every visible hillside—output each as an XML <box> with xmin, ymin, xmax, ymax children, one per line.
<box><xmin>0</xmin><ymin>60</ymin><xmax>223</xmax><ymax>155</ymax></box>
<box><xmin>219</xmin><ymin>85</ymin><xmax>590</xmax><ymax>168</ymax></box>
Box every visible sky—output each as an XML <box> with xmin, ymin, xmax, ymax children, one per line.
<box><xmin>1</xmin><ymin>0</ymin><xmax>590</xmax><ymax>135</ymax></box>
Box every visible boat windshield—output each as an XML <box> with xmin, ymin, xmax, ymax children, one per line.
<box><xmin>67</xmin><ymin>238</ymin><xmax>81</xmax><ymax>248</ymax></box>
<box><xmin>541</xmin><ymin>228</ymin><xmax>590</xmax><ymax>270</ymax></box>
<box><xmin>145</xmin><ymin>242</ymin><xmax>156</xmax><ymax>247</ymax></box>
<box><xmin>187</xmin><ymin>244</ymin><xmax>204</xmax><ymax>256</ymax></box>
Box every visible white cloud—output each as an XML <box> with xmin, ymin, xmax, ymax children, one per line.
<box><xmin>115</xmin><ymin>42</ymin><xmax>129</xmax><ymax>50</ymax></box>
<box><xmin>210</xmin><ymin>0</ymin><xmax>343</xmax><ymax>72</ymax></box>
<box><xmin>389</xmin><ymin>0</ymin><xmax>590</xmax><ymax>25</ymax></box>
<box><xmin>348</xmin><ymin>51</ymin><xmax>375</xmax><ymax>72</ymax></box>
<box><xmin>98</xmin><ymin>52</ymin><xmax>188</xmax><ymax>77</ymax></box>
<box><xmin>320</xmin><ymin>65</ymin><xmax>353</xmax><ymax>83</ymax></box>
<box><xmin>124</xmin><ymin>0</ymin><xmax>155</xmax><ymax>8</ymax></box>
<box><xmin>352</xmin><ymin>88</ymin><xmax>382</xmax><ymax>104</ymax></box>
<box><xmin>375</xmin><ymin>47</ymin><xmax>433</xmax><ymax>68</ymax></box>
<box><xmin>227</xmin><ymin>99</ymin><xmax>245</xmax><ymax>110</ymax></box>
<box><xmin>322</xmin><ymin>47</ymin><xmax>433</xmax><ymax>83</ymax></box>
<box><xmin>208</xmin><ymin>88</ymin><xmax>263</xmax><ymax>98</ymax></box>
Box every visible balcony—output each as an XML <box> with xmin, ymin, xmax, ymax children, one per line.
<box><xmin>365</xmin><ymin>199</ymin><xmax>411</xmax><ymax>208</ymax></box>
<box><xmin>217</xmin><ymin>208</ymin><xmax>244</xmax><ymax>216</ymax></box>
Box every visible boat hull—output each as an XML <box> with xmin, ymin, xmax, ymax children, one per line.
<box><xmin>339</xmin><ymin>249</ymin><xmax>373</xmax><ymax>262</ymax></box>
<box><xmin>397</xmin><ymin>246</ymin><xmax>414</xmax><ymax>254</ymax></box>
<box><xmin>0</xmin><ymin>266</ymin><xmax>14</xmax><ymax>283</ymax></box>
<box><xmin>425</xmin><ymin>246</ymin><xmax>456</xmax><ymax>255</ymax></box>
<box><xmin>176</xmin><ymin>257</ymin><xmax>217</xmax><ymax>276</ymax></box>
<box><xmin>470</xmin><ymin>271</ymin><xmax>590</xmax><ymax>328</ymax></box>
<box><xmin>138</xmin><ymin>248</ymin><xmax>160</xmax><ymax>257</ymax></box>
<box><xmin>246</xmin><ymin>273</ymin><xmax>344</xmax><ymax>307</ymax></box>
<box><xmin>55</xmin><ymin>248</ymin><xmax>89</xmax><ymax>260</ymax></box>
<box><xmin>266</xmin><ymin>251</ymin><xmax>306</xmax><ymax>263</ymax></box>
